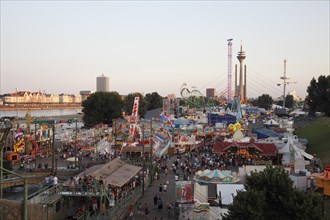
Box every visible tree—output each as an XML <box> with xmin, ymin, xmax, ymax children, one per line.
<box><xmin>248</xmin><ymin>98</ymin><xmax>258</xmax><ymax>107</ymax></box>
<box><xmin>82</xmin><ymin>92</ymin><xmax>123</xmax><ymax>127</ymax></box>
<box><xmin>144</xmin><ymin>92</ymin><xmax>164</xmax><ymax>111</ymax></box>
<box><xmin>123</xmin><ymin>93</ymin><xmax>147</xmax><ymax>118</ymax></box>
<box><xmin>256</xmin><ymin>94</ymin><xmax>273</xmax><ymax>110</ymax></box>
<box><xmin>276</xmin><ymin>95</ymin><xmax>294</xmax><ymax>109</ymax></box>
<box><xmin>223</xmin><ymin>166</ymin><xmax>323</xmax><ymax>220</ymax></box>
<box><xmin>285</xmin><ymin>95</ymin><xmax>294</xmax><ymax>109</ymax></box>
<box><xmin>306</xmin><ymin>75</ymin><xmax>330</xmax><ymax>116</ymax></box>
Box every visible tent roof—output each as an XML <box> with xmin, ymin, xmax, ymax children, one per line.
<box><xmin>204</xmin><ymin>170</ymin><xmax>233</xmax><ymax>179</ymax></box>
<box><xmin>173</xmin><ymin>118</ymin><xmax>192</xmax><ymax>125</ymax></box>
<box><xmin>76</xmin><ymin>158</ymin><xmax>142</xmax><ymax>187</ymax></box>
<box><xmin>315</xmin><ymin>170</ymin><xmax>330</xmax><ymax>180</ymax></box>
<box><xmin>264</xmin><ymin>119</ymin><xmax>279</xmax><ymax>125</ymax></box>
<box><xmin>121</xmin><ymin>145</ymin><xmax>152</xmax><ymax>153</ymax></box>
<box><xmin>213</xmin><ymin>140</ymin><xmax>277</xmax><ymax>155</ymax></box>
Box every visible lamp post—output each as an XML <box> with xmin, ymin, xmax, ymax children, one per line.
<box><xmin>142</xmin><ymin>124</ymin><xmax>145</xmax><ymax>195</ymax></box>
<box><xmin>51</xmin><ymin>124</ymin><xmax>55</xmax><ymax>175</ymax></box>
<box><xmin>34</xmin><ymin>118</ymin><xmax>37</xmax><ymax>171</ymax></box>
<box><xmin>74</xmin><ymin>118</ymin><xmax>77</xmax><ymax>168</ymax></box>
<box><xmin>113</xmin><ymin>119</ymin><xmax>117</xmax><ymax>158</ymax></box>
<box><xmin>150</xmin><ymin>119</ymin><xmax>153</xmax><ymax>159</ymax></box>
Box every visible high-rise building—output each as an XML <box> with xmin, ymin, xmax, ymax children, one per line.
<box><xmin>96</xmin><ymin>74</ymin><xmax>109</xmax><ymax>92</ymax></box>
<box><xmin>80</xmin><ymin>90</ymin><xmax>93</xmax><ymax>102</ymax></box>
<box><xmin>206</xmin><ymin>88</ymin><xmax>215</xmax><ymax>98</ymax></box>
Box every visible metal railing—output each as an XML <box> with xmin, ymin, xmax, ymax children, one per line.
<box><xmin>107</xmin><ymin>185</ymin><xmax>143</xmax><ymax>219</ymax></box>
<box><xmin>29</xmin><ymin>184</ymin><xmax>58</xmax><ymax>204</ymax></box>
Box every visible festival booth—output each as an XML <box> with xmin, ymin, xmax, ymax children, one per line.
<box><xmin>213</xmin><ymin>139</ymin><xmax>277</xmax><ymax>165</ymax></box>
<box><xmin>62</xmin><ymin>158</ymin><xmax>143</xmax><ymax>212</ymax></box>
<box><xmin>120</xmin><ymin>142</ymin><xmax>153</xmax><ymax>161</ymax></box>
<box><xmin>313</xmin><ymin>165</ymin><xmax>330</xmax><ymax>196</ymax></box>
<box><xmin>4</xmin><ymin>151</ymin><xmax>20</xmax><ymax>162</ymax></box>
<box><xmin>73</xmin><ymin>158</ymin><xmax>142</xmax><ymax>187</ymax></box>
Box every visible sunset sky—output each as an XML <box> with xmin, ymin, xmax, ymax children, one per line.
<box><xmin>1</xmin><ymin>1</ymin><xmax>329</xmax><ymax>99</ymax></box>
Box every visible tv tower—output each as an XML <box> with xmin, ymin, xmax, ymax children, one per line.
<box><xmin>227</xmin><ymin>39</ymin><xmax>233</xmax><ymax>103</ymax></box>
<box><xmin>236</xmin><ymin>43</ymin><xmax>246</xmax><ymax>100</ymax></box>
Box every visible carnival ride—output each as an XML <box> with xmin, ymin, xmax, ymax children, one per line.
<box><xmin>195</xmin><ymin>169</ymin><xmax>240</xmax><ymax>184</ymax></box>
<box><xmin>128</xmin><ymin>97</ymin><xmax>140</xmax><ymax>138</ymax></box>
<box><xmin>180</xmin><ymin>83</ymin><xmax>219</xmax><ymax>110</ymax></box>
<box><xmin>230</xmin><ymin>96</ymin><xmax>243</xmax><ymax>121</ymax></box>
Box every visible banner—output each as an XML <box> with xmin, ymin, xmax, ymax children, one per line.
<box><xmin>175</xmin><ymin>181</ymin><xmax>193</xmax><ymax>203</ymax></box>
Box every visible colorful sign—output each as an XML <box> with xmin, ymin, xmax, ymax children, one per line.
<box><xmin>175</xmin><ymin>181</ymin><xmax>194</xmax><ymax>204</ymax></box>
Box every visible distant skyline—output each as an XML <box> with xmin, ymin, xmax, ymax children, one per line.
<box><xmin>1</xmin><ymin>1</ymin><xmax>329</xmax><ymax>99</ymax></box>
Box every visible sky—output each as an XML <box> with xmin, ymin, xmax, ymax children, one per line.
<box><xmin>0</xmin><ymin>1</ymin><xmax>329</xmax><ymax>99</ymax></box>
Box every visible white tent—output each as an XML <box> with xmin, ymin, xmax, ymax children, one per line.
<box><xmin>66</xmin><ymin>157</ymin><xmax>79</xmax><ymax>162</ymax></box>
<box><xmin>232</xmin><ymin>130</ymin><xmax>244</xmax><ymax>141</ymax></box>
<box><xmin>217</xmin><ymin>184</ymin><xmax>245</xmax><ymax>205</ymax></box>
<box><xmin>302</xmin><ymin>151</ymin><xmax>314</xmax><ymax>160</ymax></box>
<box><xmin>264</xmin><ymin>119</ymin><xmax>279</xmax><ymax>126</ymax></box>
<box><xmin>95</xmin><ymin>137</ymin><xmax>111</xmax><ymax>153</ymax></box>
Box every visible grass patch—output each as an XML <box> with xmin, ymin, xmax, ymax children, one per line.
<box><xmin>294</xmin><ymin>117</ymin><xmax>330</xmax><ymax>167</ymax></box>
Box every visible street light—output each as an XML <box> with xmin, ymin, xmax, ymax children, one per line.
<box><xmin>112</xmin><ymin>119</ymin><xmax>117</xmax><ymax>158</ymax></box>
<box><xmin>51</xmin><ymin>124</ymin><xmax>55</xmax><ymax>175</ymax></box>
<box><xmin>142</xmin><ymin>124</ymin><xmax>145</xmax><ymax>195</ymax></box>
<box><xmin>34</xmin><ymin>118</ymin><xmax>38</xmax><ymax>171</ymax></box>
<box><xmin>148</xmin><ymin>119</ymin><xmax>156</xmax><ymax>185</ymax></box>
<box><xmin>74</xmin><ymin>118</ymin><xmax>77</xmax><ymax>168</ymax></box>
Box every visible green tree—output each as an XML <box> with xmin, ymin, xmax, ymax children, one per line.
<box><xmin>256</xmin><ymin>94</ymin><xmax>273</xmax><ymax>110</ymax></box>
<box><xmin>277</xmin><ymin>95</ymin><xmax>294</xmax><ymax>109</ymax></box>
<box><xmin>306</xmin><ymin>75</ymin><xmax>330</xmax><ymax>116</ymax></box>
<box><xmin>144</xmin><ymin>92</ymin><xmax>164</xmax><ymax>111</ymax></box>
<box><xmin>82</xmin><ymin>92</ymin><xmax>123</xmax><ymax>127</ymax></box>
<box><xmin>123</xmin><ymin>93</ymin><xmax>147</xmax><ymax>118</ymax></box>
<box><xmin>248</xmin><ymin>98</ymin><xmax>258</xmax><ymax>107</ymax></box>
<box><xmin>223</xmin><ymin>166</ymin><xmax>323</xmax><ymax>220</ymax></box>
<box><xmin>285</xmin><ymin>94</ymin><xmax>294</xmax><ymax>109</ymax></box>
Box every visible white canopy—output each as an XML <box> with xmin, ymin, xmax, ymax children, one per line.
<box><xmin>66</xmin><ymin>157</ymin><xmax>79</xmax><ymax>162</ymax></box>
<box><xmin>217</xmin><ymin>184</ymin><xmax>245</xmax><ymax>205</ymax></box>
<box><xmin>302</xmin><ymin>151</ymin><xmax>314</xmax><ymax>160</ymax></box>
<box><xmin>264</xmin><ymin>119</ymin><xmax>279</xmax><ymax>126</ymax></box>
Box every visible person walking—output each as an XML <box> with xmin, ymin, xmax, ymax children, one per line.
<box><xmin>137</xmin><ymin>202</ymin><xmax>143</xmax><ymax>216</ymax></box>
<box><xmin>163</xmin><ymin>182</ymin><xmax>167</xmax><ymax>193</ymax></box>
<box><xmin>45</xmin><ymin>175</ymin><xmax>50</xmax><ymax>186</ymax></box>
<box><xmin>144</xmin><ymin>203</ymin><xmax>150</xmax><ymax>218</ymax></box>
<box><xmin>157</xmin><ymin>197</ymin><xmax>163</xmax><ymax>211</ymax></box>
<box><xmin>70</xmin><ymin>177</ymin><xmax>76</xmax><ymax>193</ymax></box>
<box><xmin>92</xmin><ymin>197</ymin><xmax>98</xmax><ymax>213</ymax></box>
<box><xmin>128</xmin><ymin>204</ymin><xmax>134</xmax><ymax>220</ymax></box>
<box><xmin>53</xmin><ymin>175</ymin><xmax>58</xmax><ymax>192</ymax></box>
<box><xmin>159</xmin><ymin>183</ymin><xmax>163</xmax><ymax>195</ymax></box>
<box><xmin>153</xmin><ymin>194</ymin><xmax>158</xmax><ymax>210</ymax></box>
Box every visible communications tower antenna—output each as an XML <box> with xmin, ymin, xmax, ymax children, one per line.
<box><xmin>278</xmin><ymin>59</ymin><xmax>297</xmax><ymax>108</ymax></box>
<box><xmin>227</xmin><ymin>39</ymin><xmax>233</xmax><ymax>103</ymax></box>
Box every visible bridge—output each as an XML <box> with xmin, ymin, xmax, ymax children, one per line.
<box><xmin>0</xmin><ymin>172</ymin><xmax>51</xmax><ymax>188</ymax></box>
<box><xmin>0</xmin><ymin>168</ymin><xmax>82</xmax><ymax>189</ymax></box>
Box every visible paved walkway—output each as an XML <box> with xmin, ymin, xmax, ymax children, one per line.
<box><xmin>131</xmin><ymin>155</ymin><xmax>179</xmax><ymax>220</ymax></box>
